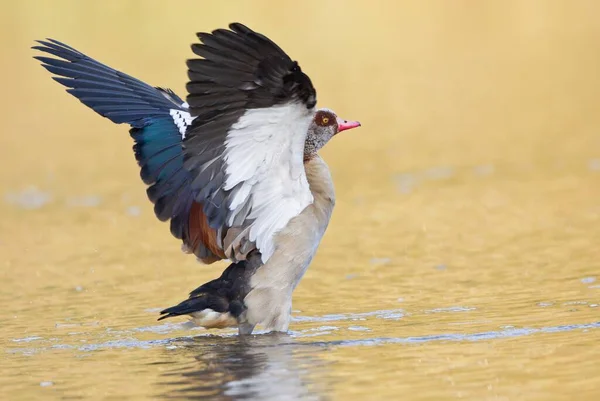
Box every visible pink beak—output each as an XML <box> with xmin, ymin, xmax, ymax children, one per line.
<box><xmin>337</xmin><ymin>117</ymin><xmax>361</xmax><ymax>133</ymax></box>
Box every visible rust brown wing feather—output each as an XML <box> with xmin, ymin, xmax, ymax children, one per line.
<box><xmin>188</xmin><ymin>202</ymin><xmax>226</xmax><ymax>263</ymax></box>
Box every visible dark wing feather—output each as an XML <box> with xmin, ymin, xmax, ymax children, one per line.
<box><xmin>34</xmin><ymin>23</ymin><xmax>317</xmax><ymax>265</ymax></box>
<box><xmin>34</xmin><ymin>39</ymin><xmax>224</xmax><ymax>263</ymax></box>
<box><xmin>182</xmin><ymin>23</ymin><xmax>316</xmax><ymax>262</ymax></box>
<box><xmin>33</xmin><ymin>39</ymin><xmax>182</xmax><ymax>126</ymax></box>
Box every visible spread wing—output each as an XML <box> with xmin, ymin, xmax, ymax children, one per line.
<box><xmin>33</xmin><ymin>23</ymin><xmax>317</xmax><ymax>265</ymax></box>
<box><xmin>32</xmin><ymin>40</ymin><xmax>219</xmax><ymax>260</ymax></box>
<box><xmin>182</xmin><ymin>23</ymin><xmax>317</xmax><ymax>263</ymax></box>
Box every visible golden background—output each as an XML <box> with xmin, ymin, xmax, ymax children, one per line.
<box><xmin>1</xmin><ymin>1</ymin><xmax>599</xmax><ymax>400</ymax></box>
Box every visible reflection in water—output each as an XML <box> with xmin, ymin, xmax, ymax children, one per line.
<box><xmin>158</xmin><ymin>334</ymin><xmax>328</xmax><ymax>400</ymax></box>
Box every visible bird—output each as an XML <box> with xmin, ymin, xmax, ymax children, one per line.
<box><xmin>33</xmin><ymin>23</ymin><xmax>361</xmax><ymax>335</ymax></box>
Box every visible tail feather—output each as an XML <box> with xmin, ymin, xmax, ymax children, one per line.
<box><xmin>158</xmin><ymin>255</ymin><xmax>261</xmax><ymax>324</ymax></box>
<box><xmin>158</xmin><ymin>293</ymin><xmax>229</xmax><ymax>321</ymax></box>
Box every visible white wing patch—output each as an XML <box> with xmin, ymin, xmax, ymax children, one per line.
<box><xmin>170</xmin><ymin>109</ymin><xmax>195</xmax><ymax>138</ymax></box>
<box><xmin>222</xmin><ymin>102</ymin><xmax>314</xmax><ymax>263</ymax></box>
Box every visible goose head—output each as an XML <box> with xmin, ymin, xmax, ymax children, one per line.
<box><xmin>304</xmin><ymin>108</ymin><xmax>361</xmax><ymax>159</ymax></box>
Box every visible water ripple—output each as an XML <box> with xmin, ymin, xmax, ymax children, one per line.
<box><xmin>292</xmin><ymin>309</ymin><xmax>405</xmax><ymax>323</ymax></box>
<box><xmin>316</xmin><ymin>321</ymin><xmax>600</xmax><ymax>347</ymax></box>
<box><xmin>7</xmin><ymin>321</ymin><xmax>599</xmax><ymax>355</ymax></box>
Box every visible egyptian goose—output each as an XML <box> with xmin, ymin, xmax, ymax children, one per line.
<box><xmin>34</xmin><ymin>23</ymin><xmax>361</xmax><ymax>335</ymax></box>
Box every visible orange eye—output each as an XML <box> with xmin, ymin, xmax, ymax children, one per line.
<box><xmin>322</xmin><ymin>117</ymin><xmax>329</xmax><ymax>124</ymax></box>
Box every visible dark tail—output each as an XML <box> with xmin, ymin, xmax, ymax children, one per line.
<box><xmin>158</xmin><ymin>253</ymin><xmax>262</xmax><ymax>321</ymax></box>
<box><xmin>158</xmin><ymin>293</ymin><xmax>233</xmax><ymax>321</ymax></box>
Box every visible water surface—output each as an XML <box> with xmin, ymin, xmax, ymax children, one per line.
<box><xmin>2</xmin><ymin>1</ymin><xmax>600</xmax><ymax>400</ymax></box>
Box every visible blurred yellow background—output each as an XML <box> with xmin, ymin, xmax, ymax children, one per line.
<box><xmin>1</xmin><ymin>1</ymin><xmax>600</xmax><ymax>400</ymax></box>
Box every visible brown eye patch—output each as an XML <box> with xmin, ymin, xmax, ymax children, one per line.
<box><xmin>314</xmin><ymin>110</ymin><xmax>336</xmax><ymax>127</ymax></box>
